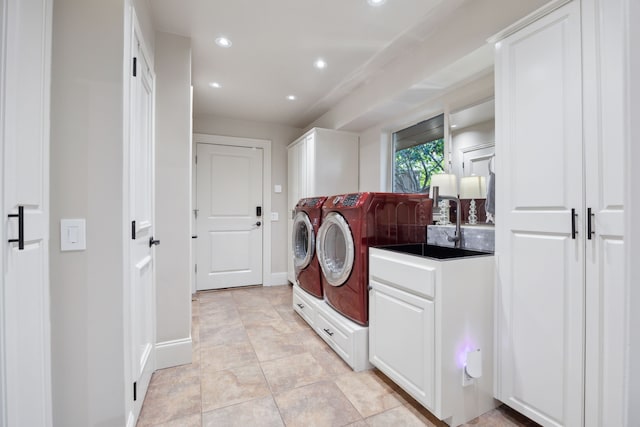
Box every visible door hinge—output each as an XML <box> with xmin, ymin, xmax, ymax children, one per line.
<box><xmin>195</xmin><ymin>155</ymin><xmax>197</xmax><ymax>165</ymax></box>
<box><xmin>195</xmin><ymin>264</ymin><xmax>198</xmax><ymax>274</ymax></box>
<box><xmin>131</xmin><ymin>220</ymin><xmax>136</xmax><ymax>240</ymax></box>
<box><xmin>133</xmin><ymin>381</ymin><xmax>137</xmax><ymax>401</ymax></box>
<box><xmin>132</xmin><ymin>57</ymin><xmax>137</xmax><ymax>77</ymax></box>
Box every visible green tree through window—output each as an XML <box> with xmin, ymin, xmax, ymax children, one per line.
<box><xmin>394</xmin><ymin>137</ymin><xmax>445</xmax><ymax>193</ymax></box>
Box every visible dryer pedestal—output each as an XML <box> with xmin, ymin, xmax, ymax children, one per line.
<box><xmin>292</xmin><ymin>284</ymin><xmax>372</xmax><ymax>372</ymax></box>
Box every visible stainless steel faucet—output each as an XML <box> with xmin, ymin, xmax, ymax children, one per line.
<box><xmin>431</xmin><ymin>186</ymin><xmax>462</xmax><ymax>248</ymax></box>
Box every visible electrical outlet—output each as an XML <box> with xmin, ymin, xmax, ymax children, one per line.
<box><xmin>462</xmin><ymin>367</ymin><xmax>475</xmax><ymax>387</ymax></box>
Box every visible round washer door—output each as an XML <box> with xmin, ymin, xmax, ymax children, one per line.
<box><xmin>316</xmin><ymin>212</ymin><xmax>355</xmax><ymax>287</ymax></box>
<box><xmin>292</xmin><ymin>211</ymin><xmax>314</xmax><ymax>270</ymax></box>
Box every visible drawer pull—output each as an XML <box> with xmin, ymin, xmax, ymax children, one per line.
<box><xmin>323</xmin><ymin>328</ymin><xmax>334</xmax><ymax>336</ymax></box>
<box><xmin>296</xmin><ymin>303</ymin><xmax>304</xmax><ymax>309</ymax></box>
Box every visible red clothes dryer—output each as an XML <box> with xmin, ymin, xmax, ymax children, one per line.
<box><xmin>292</xmin><ymin>196</ymin><xmax>328</xmax><ymax>298</ymax></box>
<box><xmin>316</xmin><ymin>192</ymin><xmax>433</xmax><ymax>325</ymax></box>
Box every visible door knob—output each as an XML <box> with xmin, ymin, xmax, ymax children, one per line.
<box><xmin>255</xmin><ymin>221</ymin><xmax>262</xmax><ymax>227</ymax></box>
<box><xmin>149</xmin><ymin>237</ymin><xmax>160</xmax><ymax>247</ymax></box>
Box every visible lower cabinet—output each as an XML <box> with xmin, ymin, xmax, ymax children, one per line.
<box><xmin>369</xmin><ymin>280</ymin><xmax>435</xmax><ymax>408</ymax></box>
<box><xmin>369</xmin><ymin>247</ymin><xmax>495</xmax><ymax>426</ymax></box>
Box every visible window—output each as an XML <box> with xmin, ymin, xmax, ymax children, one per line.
<box><xmin>393</xmin><ymin>114</ymin><xmax>445</xmax><ymax>193</ymax></box>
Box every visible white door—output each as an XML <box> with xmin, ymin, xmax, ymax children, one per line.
<box><xmin>461</xmin><ymin>143</ymin><xmax>494</xmax><ymax>178</ymax></box>
<box><xmin>495</xmin><ymin>2</ymin><xmax>584</xmax><ymax>426</ymax></box>
<box><xmin>196</xmin><ymin>143</ymin><xmax>263</xmax><ymax>290</ymax></box>
<box><xmin>1</xmin><ymin>0</ymin><xmax>52</xmax><ymax>425</ymax></box>
<box><xmin>129</xmin><ymin>31</ymin><xmax>155</xmax><ymax>419</ymax></box>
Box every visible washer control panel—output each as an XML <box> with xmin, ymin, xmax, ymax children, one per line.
<box><xmin>341</xmin><ymin>193</ymin><xmax>361</xmax><ymax>207</ymax></box>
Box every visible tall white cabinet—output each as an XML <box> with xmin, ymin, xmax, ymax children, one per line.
<box><xmin>287</xmin><ymin>128</ymin><xmax>359</xmax><ymax>283</ymax></box>
<box><xmin>493</xmin><ymin>1</ymin><xmax>626</xmax><ymax>426</ymax></box>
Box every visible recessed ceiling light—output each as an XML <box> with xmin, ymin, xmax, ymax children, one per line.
<box><xmin>367</xmin><ymin>0</ymin><xmax>386</xmax><ymax>6</ymax></box>
<box><xmin>209</xmin><ymin>82</ymin><xmax>221</xmax><ymax>88</ymax></box>
<box><xmin>287</xmin><ymin>95</ymin><xmax>297</xmax><ymax>101</ymax></box>
<box><xmin>451</xmin><ymin>124</ymin><xmax>458</xmax><ymax>128</ymax></box>
<box><xmin>314</xmin><ymin>59</ymin><xmax>327</xmax><ymax>69</ymax></box>
<box><xmin>215</xmin><ymin>36</ymin><xmax>232</xmax><ymax>48</ymax></box>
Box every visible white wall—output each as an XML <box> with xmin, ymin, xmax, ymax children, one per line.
<box><xmin>49</xmin><ymin>0</ymin><xmax>127</xmax><ymax>425</ymax></box>
<box><xmin>154</xmin><ymin>32</ymin><xmax>193</xmax><ymax>367</ymax></box>
<box><xmin>450</xmin><ymin>119</ymin><xmax>495</xmax><ymax>178</ymax></box>
<box><xmin>193</xmin><ymin>116</ymin><xmax>301</xmax><ymax>277</ymax></box>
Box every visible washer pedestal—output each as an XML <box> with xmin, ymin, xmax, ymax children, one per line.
<box><xmin>292</xmin><ymin>284</ymin><xmax>372</xmax><ymax>372</ymax></box>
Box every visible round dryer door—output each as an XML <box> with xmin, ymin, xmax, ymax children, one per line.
<box><xmin>316</xmin><ymin>212</ymin><xmax>355</xmax><ymax>287</ymax></box>
<box><xmin>292</xmin><ymin>211</ymin><xmax>315</xmax><ymax>270</ymax></box>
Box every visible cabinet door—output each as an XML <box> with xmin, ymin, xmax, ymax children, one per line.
<box><xmin>2</xmin><ymin>0</ymin><xmax>53</xmax><ymax>425</ymax></box>
<box><xmin>582</xmin><ymin>0</ymin><xmax>626</xmax><ymax>424</ymax></box>
<box><xmin>494</xmin><ymin>2</ymin><xmax>584</xmax><ymax>426</ymax></box>
<box><xmin>287</xmin><ymin>139</ymin><xmax>306</xmax><ymax>283</ymax></box>
<box><xmin>369</xmin><ymin>281</ymin><xmax>435</xmax><ymax>410</ymax></box>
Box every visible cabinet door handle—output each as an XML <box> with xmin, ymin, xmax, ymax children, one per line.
<box><xmin>296</xmin><ymin>303</ymin><xmax>304</xmax><ymax>309</ymax></box>
<box><xmin>323</xmin><ymin>328</ymin><xmax>334</xmax><ymax>336</ymax></box>
<box><xmin>7</xmin><ymin>206</ymin><xmax>24</xmax><ymax>250</ymax></box>
<box><xmin>571</xmin><ymin>208</ymin><xmax>577</xmax><ymax>239</ymax></box>
<box><xmin>587</xmin><ymin>208</ymin><xmax>595</xmax><ymax>240</ymax></box>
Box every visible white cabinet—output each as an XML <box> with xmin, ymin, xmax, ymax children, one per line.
<box><xmin>286</xmin><ymin>128</ymin><xmax>359</xmax><ymax>283</ymax></box>
<box><xmin>368</xmin><ymin>247</ymin><xmax>495</xmax><ymax>426</ymax></box>
<box><xmin>493</xmin><ymin>1</ymin><xmax>626</xmax><ymax>426</ymax></box>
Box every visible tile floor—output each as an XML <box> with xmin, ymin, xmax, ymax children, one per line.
<box><xmin>137</xmin><ymin>284</ymin><xmax>539</xmax><ymax>427</ymax></box>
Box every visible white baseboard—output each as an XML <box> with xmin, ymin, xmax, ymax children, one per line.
<box><xmin>155</xmin><ymin>337</ymin><xmax>192</xmax><ymax>370</ymax></box>
<box><xmin>266</xmin><ymin>272</ymin><xmax>288</xmax><ymax>287</ymax></box>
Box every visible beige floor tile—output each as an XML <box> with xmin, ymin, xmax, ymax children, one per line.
<box><xmin>261</xmin><ymin>352</ymin><xmax>330</xmax><ymax>394</ymax></box>
<box><xmin>137</xmin><ymin>371</ymin><xmax>201</xmax><ymax>426</ymax></box>
<box><xmin>365</xmin><ymin>405</ymin><xmax>440</xmax><ymax>427</ymax></box>
<box><xmin>274</xmin><ymin>381</ymin><xmax>362</xmax><ymax>427</ymax></box>
<box><xmin>238</xmin><ymin>306</ymin><xmax>285</xmax><ymax>327</ymax></box>
<box><xmin>200</xmin><ymin>340</ymin><xmax>258</xmax><ymax>373</ymax></box>
<box><xmin>201</xmin><ymin>363</ymin><xmax>271</xmax><ymax>412</ymax></box>
<box><xmin>335</xmin><ymin>370</ymin><xmax>404</xmax><ymax>418</ymax></box>
<box><xmin>248</xmin><ymin>330</ymin><xmax>308</xmax><ymax>362</ymax></box>
<box><xmin>244</xmin><ymin>318</ymin><xmax>296</xmax><ymax>336</ymax></box>
<box><xmin>199</xmin><ymin>320</ymin><xmax>249</xmax><ymax>347</ymax></box>
<box><xmin>202</xmin><ymin>396</ymin><xmax>284</xmax><ymax>427</ymax></box>
<box><xmin>199</xmin><ymin>306</ymin><xmax>241</xmax><ymax>326</ymax></box>
<box><xmin>147</xmin><ymin>413</ymin><xmax>202</xmax><ymax>427</ymax></box>
<box><xmin>307</xmin><ymin>344</ymin><xmax>352</xmax><ymax>377</ymax></box>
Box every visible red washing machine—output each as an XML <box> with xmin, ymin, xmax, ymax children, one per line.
<box><xmin>316</xmin><ymin>192</ymin><xmax>433</xmax><ymax>325</ymax></box>
<box><xmin>292</xmin><ymin>196</ymin><xmax>328</xmax><ymax>298</ymax></box>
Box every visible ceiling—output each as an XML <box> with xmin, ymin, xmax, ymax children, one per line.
<box><xmin>149</xmin><ymin>0</ymin><xmax>451</xmax><ymax>128</ymax></box>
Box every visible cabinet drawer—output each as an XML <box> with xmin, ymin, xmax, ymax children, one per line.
<box><xmin>292</xmin><ymin>286</ymin><xmax>316</xmax><ymax>328</ymax></box>
<box><xmin>315</xmin><ymin>310</ymin><xmax>350</xmax><ymax>362</ymax></box>
<box><xmin>370</xmin><ymin>249</ymin><xmax>436</xmax><ymax>298</ymax></box>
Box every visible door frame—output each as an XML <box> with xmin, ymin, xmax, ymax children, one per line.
<box><xmin>193</xmin><ymin>133</ymin><xmax>272</xmax><ymax>287</ymax></box>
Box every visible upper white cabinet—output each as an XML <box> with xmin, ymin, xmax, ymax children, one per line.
<box><xmin>493</xmin><ymin>1</ymin><xmax>626</xmax><ymax>426</ymax></box>
<box><xmin>286</xmin><ymin>128</ymin><xmax>359</xmax><ymax>283</ymax></box>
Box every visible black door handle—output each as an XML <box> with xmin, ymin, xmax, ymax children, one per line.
<box><xmin>255</xmin><ymin>221</ymin><xmax>262</xmax><ymax>227</ymax></box>
<box><xmin>149</xmin><ymin>237</ymin><xmax>160</xmax><ymax>247</ymax></box>
<box><xmin>571</xmin><ymin>208</ymin><xmax>577</xmax><ymax>239</ymax></box>
<box><xmin>8</xmin><ymin>206</ymin><xmax>24</xmax><ymax>250</ymax></box>
<box><xmin>587</xmin><ymin>208</ymin><xmax>595</xmax><ymax>240</ymax></box>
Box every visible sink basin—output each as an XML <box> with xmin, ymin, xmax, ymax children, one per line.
<box><xmin>375</xmin><ymin>243</ymin><xmax>492</xmax><ymax>260</ymax></box>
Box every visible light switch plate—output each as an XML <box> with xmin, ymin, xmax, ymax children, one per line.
<box><xmin>274</xmin><ymin>184</ymin><xmax>282</xmax><ymax>193</ymax></box>
<box><xmin>61</xmin><ymin>219</ymin><xmax>86</xmax><ymax>251</ymax></box>
<box><xmin>271</xmin><ymin>212</ymin><xmax>279</xmax><ymax>221</ymax></box>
